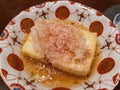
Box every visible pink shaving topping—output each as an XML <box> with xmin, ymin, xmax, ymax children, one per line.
<box><xmin>31</xmin><ymin>19</ymin><xmax>88</xmax><ymax>63</ymax></box>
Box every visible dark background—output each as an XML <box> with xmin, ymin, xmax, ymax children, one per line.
<box><xmin>0</xmin><ymin>0</ymin><xmax>120</xmax><ymax>90</ymax></box>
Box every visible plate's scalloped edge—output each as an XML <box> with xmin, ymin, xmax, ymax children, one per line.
<box><xmin>0</xmin><ymin>0</ymin><xmax>120</xmax><ymax>90</ymax></box>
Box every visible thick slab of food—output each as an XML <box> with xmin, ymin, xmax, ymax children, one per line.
<box><xmin>21</xmin><ymin>19</ymin><xmax>97</xmax><ymax>76</ymax></box>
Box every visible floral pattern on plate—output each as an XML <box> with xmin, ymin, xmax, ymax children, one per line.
<box><xmin>0</xmin><ymin>1</ymin><xmax>120</xmax><ymax>90</ymax></box>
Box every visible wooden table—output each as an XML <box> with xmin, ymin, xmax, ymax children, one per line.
<box><xmin>0</xmin><ymin>0</ymin><xmax>120</xmax><ymax>90</ymax></box>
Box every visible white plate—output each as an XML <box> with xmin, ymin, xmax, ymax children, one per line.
<box><xmin>0</xmin><ymin>1</ymin><xmax>120</xmax><ymax>90</ymax></box>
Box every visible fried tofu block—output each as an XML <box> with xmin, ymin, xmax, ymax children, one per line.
<box><xmin>21</xmin><ymin>19</ymin><xmax>97</xmax><ymax>76</ymax></box>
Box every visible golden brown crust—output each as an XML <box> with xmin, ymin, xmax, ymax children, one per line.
<box><xmin>21</xmin><ymin>19</ymin><xmax>97</xmax><ymax>76</ymax></box>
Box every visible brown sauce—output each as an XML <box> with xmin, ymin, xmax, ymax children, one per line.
<box><xmin>21</xmin><ymin>42</ymin><xmax>101</xmax><ymax>88</ymax></box>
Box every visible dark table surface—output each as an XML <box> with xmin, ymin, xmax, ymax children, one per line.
<box><xmin>0</xmin><ymin>0</ymin><xmax>120</xmax><ymax>90</ymax></box>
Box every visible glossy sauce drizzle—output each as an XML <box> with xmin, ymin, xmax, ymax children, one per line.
<box><xmin>21</xmin><ymin>42</ymin><xmax>101</xmax><ymax>88</ymax></box>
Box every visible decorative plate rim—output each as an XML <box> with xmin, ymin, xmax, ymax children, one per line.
<box><xmin>0</xmin><ymin>0</ymin><xmax>120</xmax><ymax>90</ymax></box>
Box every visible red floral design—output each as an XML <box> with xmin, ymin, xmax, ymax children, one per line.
<box><xmin>20</xmin><ymin>18</ymin><xmax>34</xmax><ymax>34</ymax></box>
<box><xmin>0</xmin><ymin>1</ymin><xmax>119</xmax><ymax>90</ymax></box>
<box><xmin>52</xmin><ymin>87</ymin><xmax>71</xmax><ymax>90</ymax></box>
<box><xmin>7</xmin><ymin>53</ymin><xmax>24</xmax><ymax>71</ymax></box>
<box><xmin>98</xmin><ymin>88</ymin><xmax>108</xmax><ymax>90</ymax></box>
<box><xmin>115</xmin><ymin>33</ymin><xmax>120</xmax><ymax>45</ymax></box>
<box><xmin>55</xmin><ymin>6</ymin><xmax>70</xmax><ymax>20</ymax></box>
<box><xmin>109</xmin><ymin>21</ymin><xmax>116</xmax><ymax>28</ymax></box>
<box><xmin>35</xmin><ymin>3</ymin><xmax>46</xmax><ymax>8</ymax></box>
<box><xmin>97</xmin><ymin>57</ymin><xmax>115</xmax><ymax>74</ymax></box>
<box><xmin>10</xmin><ymin>83</ymin><xmax>25</xmax><ymax>90</ymax></box>
<box><xmin>70</xmin><ymin>1</ymin><xmax>75</xmax><ymax>4</ymax></box>
<box><xmin>112</xmin><ymin>73</ymin><xmax>119</xmax><ymax>84</ymax></box>
<box><xmin>1</xmin><ymin>69</ymin><xmax>8</xmax><ymax>78</ymax></box>
<box><xmin>0</xmin><ymin>48</ymin><xmax>2</xmax><ymax>53</ymax></box>
<box><xmin>96</xmin><ymin>11</ymin><xmax>103</xmax><ymax>16</ymax></box>
<box><xmin>24</xmin><ymin>8</ymin><xmax>30</xmax><ymax>12</ymax></box>
<box><xmin>8</xmin><ymin>19</ymin><xmax>16</xmax><ymax>25</ymax></box>
<box><xmin>0</xmin><ymin>29</ymin><xmax>9</xmax><ymax>41</ymax></box>
<box><xmin>89</xmin><ymin>21</ymin><xmax>103</xmax><ymax>36</ymax></box>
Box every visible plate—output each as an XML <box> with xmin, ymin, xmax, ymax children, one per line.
<box><xmin>0</xmin><ymin>1</ymin><xmax>120</xmax><ymax>90</ymax></box>
<box><xmin>113</xmin><ymin>13</ymin><xmax>120</xmax><ymax>32</ymax></box>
